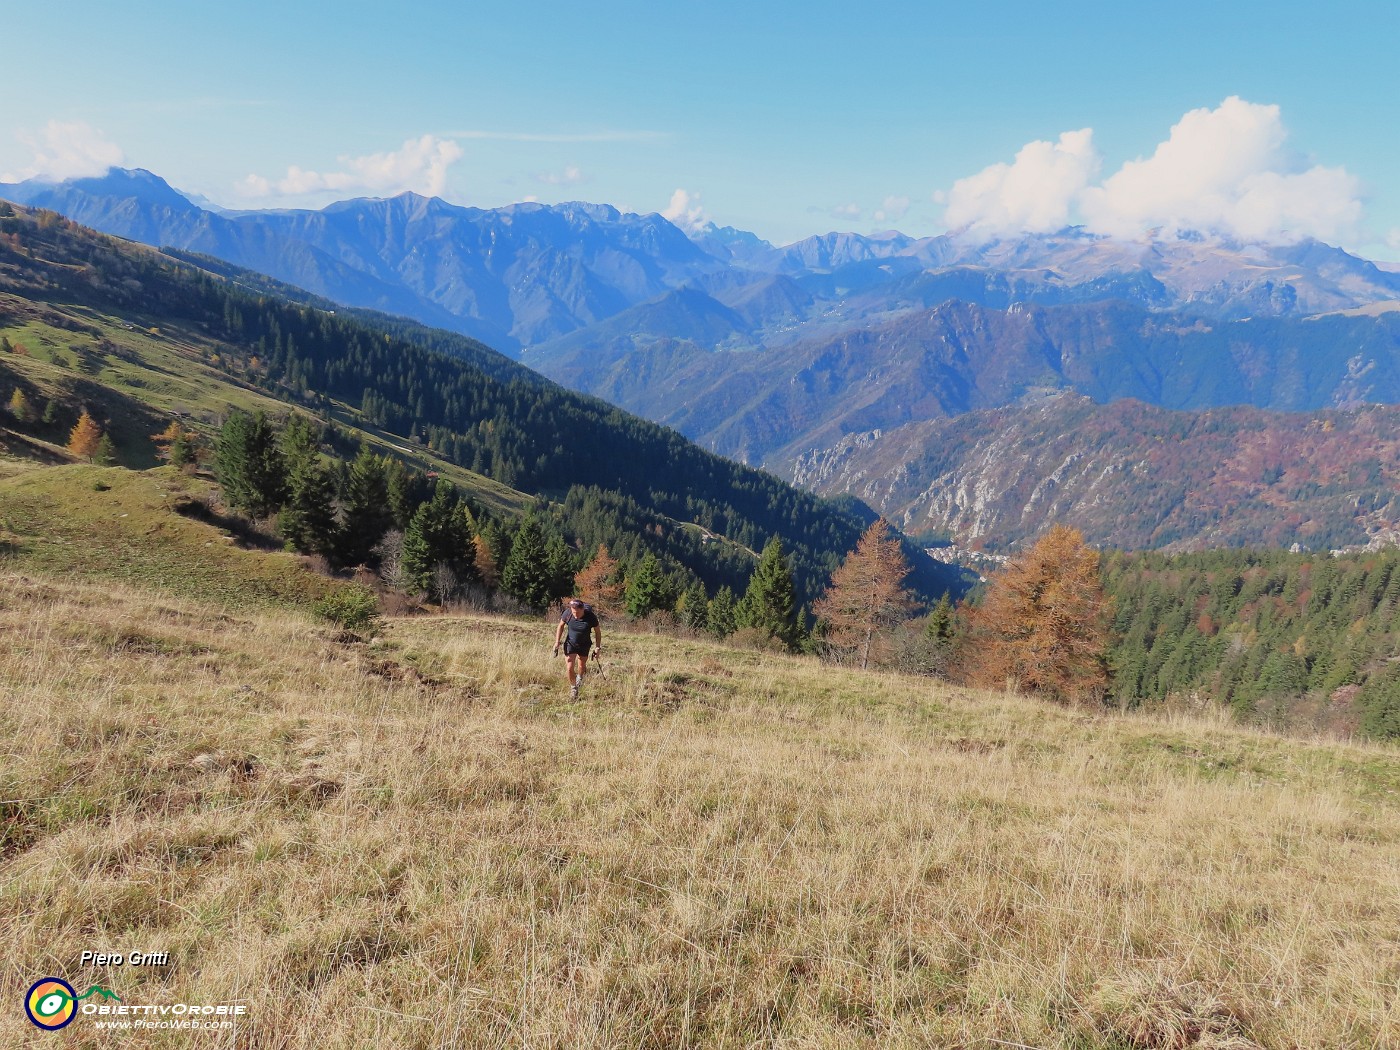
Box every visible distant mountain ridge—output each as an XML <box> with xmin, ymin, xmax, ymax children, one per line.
<box><xmin>10</xmin><ymin>168</ymin><xmax>1400</xmax><ymax>555</ymax></box>
<box><xmin>0</xmin><ymin>169</ymin><xmax>725</xmax><ymax>353</ymax></box>
<box><xmin>5</xmin><ymin>168</ymin><xmax>1399</xmax><ymax>360</ymax></box>
<box><xmin>530</xmin><ymin>296</ymin><xmax>1400</xmax><ymax>465</ymax></box>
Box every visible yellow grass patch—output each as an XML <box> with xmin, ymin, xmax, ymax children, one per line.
<box><xmin>1</xmin><ymin>572</ymin><xmax>1397</xmax><ymax>1047</ymax></box>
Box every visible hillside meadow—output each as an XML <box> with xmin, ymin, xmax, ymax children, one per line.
<box><xmin>1</xmin><ymin>564</ymin><xmax>1397</xmax><ymax>1048</ymax></box>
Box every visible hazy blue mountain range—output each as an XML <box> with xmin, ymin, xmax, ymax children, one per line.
<box><xmin>9</xmin><ymin>168</ymin><xmax>1400</xmax><ymax>554</ymax></box>
<box><xmin>5</xmin><ymin>168</ymin><xmax>1399</xmax><ymax>361</ymax></box>
<box><xmin>0</xmin><ymin>169</ymin><xmax>725</xmax><ymax>353</ymax></box>
<box><xmin>529</xmin><ymin>297</ymin><xmax>1400</xmax><ymax>463</ymax></box>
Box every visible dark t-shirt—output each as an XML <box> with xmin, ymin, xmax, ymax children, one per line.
<box><xmin>561</xmin><ymin>608</ymin><xmax>599</xmax><ymax>651</ymax></box>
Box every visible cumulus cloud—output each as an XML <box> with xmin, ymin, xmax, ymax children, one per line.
<box><xmin>239</xmin><ymin>135</ymin><xmax>463</xmax><ymax>199</ymax></box>
<box><xmin>941</xmin><ymin>98</ymin><xmax>1364</xmax><ymax>246</ymax></box>
<box><xmin>536</xmin><ymin>165</ymin><xmax>584</xmax><ymax>186</ymax></box>
<box><xmin>4</xmin><ymin>120</ymin><xmax>124</xmax><ymax>181</ymax></box>
<box><xmin>1080</xmin><ymin>97</ymin><xmax>1361</xmax><ymax>243</ymax></box>
<box><xmin>943</xmin><ymin>129</ymin><xmax>1099</xmax><ymax>239</ymax></box>
<box><xmin>873</xmin><ymin>195</ymin><xmax>911</xmax><ymax>224</ymax></box>
<box><xmin>830</xmin><ymin>202</ymin><xmax>863</xmax><ymax>220</ymax></box>
<box><xmin>662</xmin><ymin>188</ymin><xmax>707</xmax><ymax>231</ymax></box>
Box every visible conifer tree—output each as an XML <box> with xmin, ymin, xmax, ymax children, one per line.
<box><xmin>479</xmin><ymin>519</ymin><xmax>512</xmax><ymax>582</ymax></box>
<box><xmin>215</xmin><ymin>409</ymin><xmax>286</xmax><ymax>518</ymax></box>
<box><xmin>152</xmin><ymin>420</ymin><xmax>199</xmax><ymax>467</ymax></box>
<box><xmin>737</xmin><ymin>536</ymin><xmax>801</xmax><ymax>650</ymax></box>
<box><xmin>680</xmin><ymin>580</ymin><xmax>709</xmax><ymax>633</ymax></box>
<box><xmin>67</xmin><ymin>409</ymin><xmax>103</xmax><ymax>461</ymax></box>
<box><xmin>277</xmin><ymin>415</ymin><xmax>338</xmax><ymax>557</ymax></box>
<box><xmin>401</xmin><ymin>480</ymin><xmax>477</xmax><ymax>600</ymax></box>
<box><xmin>500</xmin><ymin>517</ymin><xmax>553</xmax><ymax>610</ymax></box>
<box><xmin>168</xmin><ymin>430</ymin><xmax>197</xmax><ymax>468</ymax></box>
<box><xmin>813</xmin><ymin>518</ymin><xmax>916</xmax><ymax>669</ymax></box>
<box><xmin>385</xmin><ymin>459</ymin><xmax>430</xmax><ymax>530</ymax></box>
<box><xmin>966</xmin><ymin>524</ymin><xmax>1111</xmax><ymax>705</ymax></box>
<box><xmin>707</xmin><ymin>586</ymin><xmax>737</xmax><ymax>638</ymax></box>
<box><xmin>337</xmin><ymin>445</ymin><xmax>393</xmax><ymax>565</ymax></box>
<box><xmin>926</xmin><ymin>593</ymin><xmax>956</xmax><ymax>644</ymax></box>
<box><xmin>545</xmin><ymin>532</ymin><xmax>578</xmax><ymax>602</ymax></box>
<box><xmin>472</xmin><ymin>534</ymin><xmax>500</xmax><ymax>590</ymax></box>
<box><xmin>625</xmin><ymin>552</ymin><xmax>667</xmax><ymax>618</ymax></box>
<box><xmin>93</xmin><ymin>433</ymin><xmax>118</xmax><ymax>467</ymax></box>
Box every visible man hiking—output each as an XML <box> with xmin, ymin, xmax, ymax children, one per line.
<box><xmin>554</xmin><ymin>597</ymin><xmax>602</xmax><ymax>699</ymax></box>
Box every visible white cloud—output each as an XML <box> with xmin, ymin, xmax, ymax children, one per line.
<box><xmin>831</xmin><ymin>202</ymin><xmax>863</xmax><ymax>220</ymax></box>
<box><xmin>873</xmin><ymin>195</ymin><xmax>911</xmax><ymax>224</ymax></box>
<box><xmin>1388</xmin><ymin>228</ymin><xmax>1400</xmax><ymax>252</ymax></box>
<box><xmin>1080</xmin><ymin>96</ymin><xmax>1361</xmax><ymax>243</ymax></box>
<box><xmin>4</xmin><ymin>120</ymin><xmax>124</xmax><ymax>181</ymax></box>
<box><xmin>239</xmin><ymin>135</ymin><xmax>463</xmax><ymax>200</ymax></box>
<box><xmin>446</xmin><ymin>129</ymin><xmax>666</xmax><ymax>143</ymax></box>
<box><xmin>536</xmin><ymin>165</ymin><xmax>584</xmax><ymax>186</ymax></box>
<box><xmin>941</xmin><ymin>98</ymin><xmax>1365</xmax><ymax>247</ymax></box>
<box><xmin>943</xmin><ymin>128</ymin><xmax>1099</xmax><ymax>239</ymax></box>
<box><xmin>662</xmin><ymin>188</ymin><xmax>707</xmax><ymax>231</ymax></box>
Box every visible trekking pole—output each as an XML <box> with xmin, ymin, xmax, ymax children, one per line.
<box><xmin>592</xmin><ymin>646</ymin><xmax>606</xmax><ymax>678</ymax></box>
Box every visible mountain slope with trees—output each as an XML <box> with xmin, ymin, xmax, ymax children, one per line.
<box><xmin>0</xmin><ymin>201</ymin><xmax>962</xmax><ymax>608</ymax></box>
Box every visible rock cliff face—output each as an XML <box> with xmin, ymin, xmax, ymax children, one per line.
<box><xmin>791</xmin><ymin>392</ymin><xmax>1400</xmax><ymax>552</ymax></box>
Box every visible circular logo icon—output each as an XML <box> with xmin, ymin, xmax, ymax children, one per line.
<box><xmin>26</xmin><ymin>978</ymin><xmax>78</xmax><ymax>1030</ymax></box>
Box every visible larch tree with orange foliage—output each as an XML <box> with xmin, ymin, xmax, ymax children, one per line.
<box><xmin>813</xmin><ymin>518</ymin><xmax>916</xmax><ymax>669</ymax></box>
<box><xmin>152</xmin><ymin>420</ymin><xmax>199</xmax><ymax>467</ymax></box>
<box><xmin>67</xmin><ymin>409</ymin><xmax>103</xmax><ymax>462</ymax></box>
<box><xmin>574</xmin><ymin>543</ymin><xmax>624</xmax><ymax>616</ymax></box>
<box><xmin>966</xmin><ymin>524</ymin><xmax>1111</xmax><ymax>705</ymax></box>
<box><xmin>471</xmin><ymin>534</ymin><xmax>500</xmax><ymax>591</ymax></box>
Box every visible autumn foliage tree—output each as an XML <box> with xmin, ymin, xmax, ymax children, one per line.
<box><xmin>67</xmin><ymin>409</ymin><xmax>103</xmax><ymax>461</ymax></box>
<box><xmin>965</xmin><ymin>524</ymin><xmax>1111</xmax><ymax>705</ymax></box>
<box><xmin>574</xmin><ymin>543</ymin><xmax>624</xmax><ymax>616</ymax></box>
<box><xmin>814</xmin><ymin>518</ymin><xmax>916</xmax><ymax>669</ymax></box>
<box><xmin>7</xmin><ymin>388</ymin><xmax>32</xmax><ymax>423</ymax></box>
<box><xmin>152</xmin><ymin>420</ymin><xmax>199</xmax><ymax>467</ymax></box>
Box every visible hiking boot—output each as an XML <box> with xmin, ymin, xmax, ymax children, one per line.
<box><xmin>570</xmin><ymin>684</ymin><xmax>579</xmax><ymax>700</ymax></box>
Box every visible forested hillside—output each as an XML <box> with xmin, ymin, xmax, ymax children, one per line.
<box><xmin>1103</xmin><ymin>546</ymin><xmax>1400</xmax><ymax>738</ymax></box>
<box><xmin>0</xmin><ymin>201</ymin><xmax>961</xmax><ymax>605</ymax></box>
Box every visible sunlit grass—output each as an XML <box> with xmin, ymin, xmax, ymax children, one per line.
<box><xmin>1</xmin><ymin>571</ymin><xmax>1397</xmax><ymax>1048</ymax></box>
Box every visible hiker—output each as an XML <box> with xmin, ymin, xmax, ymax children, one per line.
<box><xmin>553</xmin><ymin>597</ymin><xmax>602</xmax><ymax>698</ymax></box>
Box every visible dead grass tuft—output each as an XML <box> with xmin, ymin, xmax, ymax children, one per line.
<box><xmin>1085</xmin><ymin>973</ymin><xmax>1263</xmax><ymax>1049</ymax></box>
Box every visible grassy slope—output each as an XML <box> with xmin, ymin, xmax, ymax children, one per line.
<box><xmin>0</xmin><ymin>461</ymin><xmax>340</xmax><ymax>609</ymax></box>
<box><xmin>0</xmin><ymin>290</ymin><xmax>530</xmax><ymax>518</ymax></box>
<box><xmin>1</xmin><ymin>567</ymin><xmax>1397</xmax><ymax>1048</ymax></box>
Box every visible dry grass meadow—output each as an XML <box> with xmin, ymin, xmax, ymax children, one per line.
<box><xmin>2</xmin><ymin>568</ymin><xmax>1399</xmax><ymax>1048</ymax></box>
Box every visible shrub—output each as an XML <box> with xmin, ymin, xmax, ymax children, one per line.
<box><xmin>313</xmin><ymin>584</ymin><xmax>382</xmax><ymax>635</ymax></box>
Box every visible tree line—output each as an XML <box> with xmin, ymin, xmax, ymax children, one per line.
<box><xmin>211</xmin><ymin>408</ymin><xmax>814</xmax><ymax>650</ymax></box>
<box><xmin>808</xmin><ymin>522</ymin><xmax>1400</xmax><ymax>741</ymax></box>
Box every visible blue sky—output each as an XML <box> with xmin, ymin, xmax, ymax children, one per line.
<box><xmin>4</xmin><ymin>1</ymin><xmax>1398</xmax><ymax>258</ymax></box>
